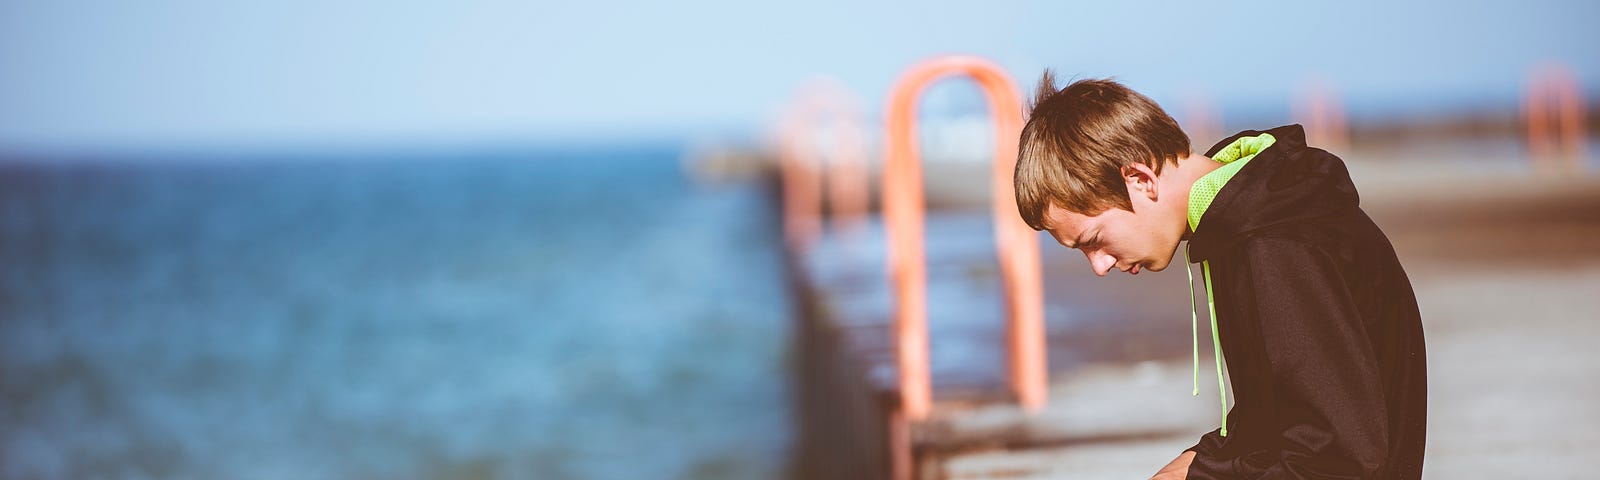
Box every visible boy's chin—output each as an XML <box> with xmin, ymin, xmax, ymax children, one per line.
<box><xmin>1144</xmin><ymin>257</ymin><xmax>1174</xmax><ymax>272</ymax></box>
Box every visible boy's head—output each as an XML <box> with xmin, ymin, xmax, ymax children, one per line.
<box><xmin>1014</xmin><ymin>71</ymin><xmax>1195</xmax><ymax>276</ymax></box>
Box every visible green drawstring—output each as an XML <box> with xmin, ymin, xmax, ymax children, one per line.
<box><xmin>1203</xmin><ymin>259</ymin><xmax>1228</xmax><ymax>437</ymax></box>
<box><xmin>1185</xmin><ymin>245</ymin><xmax>1229</xmax><ymax>437</ymax></box>
<box><xmin>1186</xmin><ymin>245</ymin><xmax>1200</xmax><ymax>397</ymax></box>
<box><xmin>1183</xmin><ymin>132</ymin><xmax>1273</xmax><ymax>438</ymax></box>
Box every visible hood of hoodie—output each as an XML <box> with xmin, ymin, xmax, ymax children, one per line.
<box><xmin>1186</xmin><ymin>124</ymin><xmax>1362</xmax><ymax>264</ymax></box>
<box><xmin>1179</xmin><ymin>124</ymin><xmax>1365</xmax><ymax>437</ymax></box>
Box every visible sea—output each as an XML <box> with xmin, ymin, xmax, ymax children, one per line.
<box><xmin>0</xmin><ymin>144</ymin><xmax>795</xmax><ymax>479</ymax></box>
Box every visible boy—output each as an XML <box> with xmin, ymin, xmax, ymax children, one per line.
<box><xmin>1013</xmin><ymin>72</ymin><xmax>1426</xmax><ymax>479</ymax></box>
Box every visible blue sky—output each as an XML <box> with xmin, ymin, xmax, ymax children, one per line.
<box><xmin>1</xmin><ymin>0</ymin><xmax>1596</xmax><ymax>152</ymax></box>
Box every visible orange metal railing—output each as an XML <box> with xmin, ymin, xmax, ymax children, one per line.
<box><xmin>883</xmin><ymin>55</ymin><xmax>1047</xmax><ymax>422</ymax></box>
<box><xmin>781</xmin><ymin>77</ymin><xmax>872</xmax><ymax>253</ymax></box>
<box><xmin>1295</xmin><ymin>78</ymin><xmax>1350</xmax><ymax>153</ymax></box>
<box><xmin>1179</xmin><ymin>90</ymin><xmax>1223</xmax><ymax>152</ymax></box>
<box><xmin>1524</xmin><ymin>63</ymin><xmax>1588</xmax><ymax>172</ymax></box>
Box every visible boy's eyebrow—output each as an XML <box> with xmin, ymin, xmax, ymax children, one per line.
<box><xmin>1070</xmin><ymin>229</ymin><xmax>1097</xmax><ymax>249</ymax></box>
<box><xmin>1056</xmin><ymin>231</ymin><xmax>1085</xmax><ymax>249</ymax></box>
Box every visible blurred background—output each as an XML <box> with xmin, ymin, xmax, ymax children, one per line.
<box><xmin>1</xmin><ymin>1</ymin><xmax>1596</xmax><ymax>479</ymax></box>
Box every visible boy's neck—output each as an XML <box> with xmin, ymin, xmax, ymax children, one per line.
<box><xmin>1173</xmin><ymin>153</ymin><xmax>1224</xmax><ymax>239</ymax></box>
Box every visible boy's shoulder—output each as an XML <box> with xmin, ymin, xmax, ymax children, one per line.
<box><xmin>1189</xmin><ymin>125</ymin><xmax>1364</xmax><ymax>261</ymax></box>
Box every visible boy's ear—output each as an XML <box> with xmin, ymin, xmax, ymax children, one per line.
<box><xmin>1121</xmin><ymin>163</ymin><xmax>1159</xmax><ymax>201</ymax></box>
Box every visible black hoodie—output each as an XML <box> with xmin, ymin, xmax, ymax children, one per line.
<box><xmin>1182</xmin><ymin>125</ymin><xmax>1427</xmax><ymax>479</ymax></box>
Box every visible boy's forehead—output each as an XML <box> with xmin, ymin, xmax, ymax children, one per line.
<box><xmin>1043</xmin><ymin>204</ymin><xmax>1093</xmax><ymax>238</ymax></box>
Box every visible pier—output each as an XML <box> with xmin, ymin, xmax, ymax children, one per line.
<box><xmin>775</xmin><ymin>55</ymin><xmax>1600</xmax><ymax>479</ymax></box>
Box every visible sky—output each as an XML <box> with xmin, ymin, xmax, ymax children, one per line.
<box><xmin>1</xmin><ymin>0</ymin><xmax>1596</xmax><ymax>153</ymax></box>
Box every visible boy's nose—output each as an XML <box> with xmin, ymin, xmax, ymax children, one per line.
<box><xmin>1086</xmin><ymin>250</ymin><xmax>1115</xmax><ymax>277</ymax></box>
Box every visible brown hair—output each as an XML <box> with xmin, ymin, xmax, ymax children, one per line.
<box><xmin>1013</xmin><ymin>71</ymin><xmax>1190</xmax><ymax>230</ymax></box>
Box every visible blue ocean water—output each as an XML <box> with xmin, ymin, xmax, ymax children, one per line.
<box><xmin>0</xmin><ymin>146</ymin><xmax>794</xmax><ymax>479</ymax></box>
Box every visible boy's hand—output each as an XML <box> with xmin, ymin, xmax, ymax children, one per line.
<box><xmin>1149</xmin><ymin>450</ymin><xmax>1196</xmax><ymax>480</ymax></box>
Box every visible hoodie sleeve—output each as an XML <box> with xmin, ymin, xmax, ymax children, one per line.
<box><xmin>1186</xmin><ymin>236</ymin><xmax>1389</xmax><ymax>479</ymax></box>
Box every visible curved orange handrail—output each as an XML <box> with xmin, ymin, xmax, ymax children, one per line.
<box><xmin>780</xmin><ymin>78</ymin><xmax>872</xmax><ymax>253</ymax></box>
<box><xmin>884</xmin><ymin>56</ymin><xmax>1046</xmax><ymax>421</ymax></box>
<box><xmin>1524</xmin><ymin>63</ymin><xmax>1588</xmax><ymax>172</ymax></box>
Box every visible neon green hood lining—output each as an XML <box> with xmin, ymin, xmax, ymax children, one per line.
<box><xmin>1183</xmin><ymin>132</ymin><xmax>1275</xmax><ymax>437</ymax></box>
<box><xmin>1189</xmin><ymin>133</ymin><xmax>1276</xmax><ymax>231</ymax></box>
